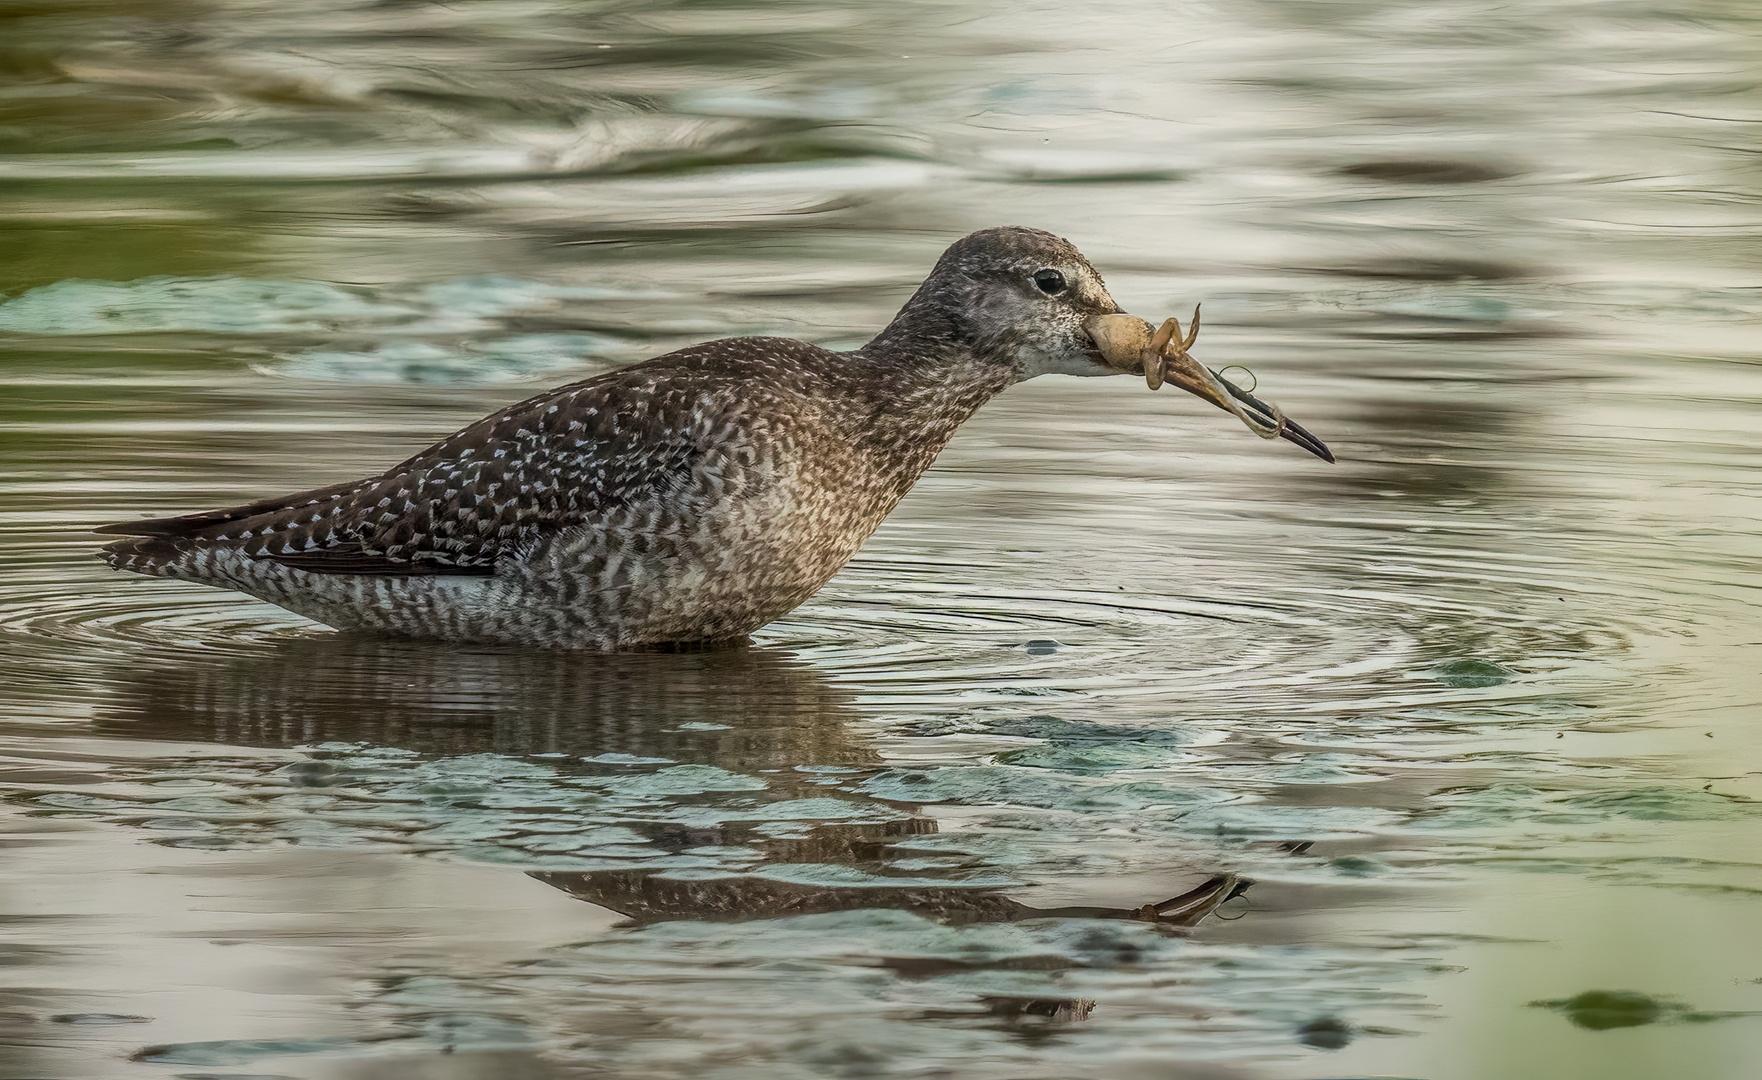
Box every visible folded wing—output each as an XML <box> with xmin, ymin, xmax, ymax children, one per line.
<box><xmin>97</xmin><ymin>362</ymin><xmax>741</xmax><ymax>578</ymax></box>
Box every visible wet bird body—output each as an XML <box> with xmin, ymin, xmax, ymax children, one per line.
<box><xmin>98</xmin><ymin>227</ymin><xmax>1330</xmax><ymax>649</ymax></box>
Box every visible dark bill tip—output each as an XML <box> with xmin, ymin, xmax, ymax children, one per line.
<box><xmin>1213</xmin><ymin>371</ymin><xmax>1336</xmax><ymax>464</ymax></box>
<box><xmin>1277</xmin><ymin>416</ymin><xmax>1336</xmax><ymax>463</ymax></box>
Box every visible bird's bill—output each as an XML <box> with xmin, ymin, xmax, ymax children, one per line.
<box><xmin>1083</xmin><ymin>313</ymin><xmax>1335</xmax><ymax>463</ymax></box>
<box><xmin>1160</xmin><ymin>348</ymin><xmax>1336</xmax><ymax>463</ymax></box>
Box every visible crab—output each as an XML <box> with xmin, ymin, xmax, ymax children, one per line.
<box><xmin>1084</xmin><ymin>308</ymin><xmax>1332</xmax><ymax>461</ymax></box>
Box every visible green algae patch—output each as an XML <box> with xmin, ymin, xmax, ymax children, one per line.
<box><xmin>1528</xmin><ymin>989</ymin><xmax>1758</xmax><ymax>1030</ymax></box>
<box><xmin>1431</xmin><ymin>659</ymin><xmax>1517</xmax><ymax>687</ymax></box>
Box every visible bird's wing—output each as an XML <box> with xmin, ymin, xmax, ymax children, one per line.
<box><xmin>98</xmin><ymin>359</ymin><xmax>765</xmax><ymax>577</ymax></box>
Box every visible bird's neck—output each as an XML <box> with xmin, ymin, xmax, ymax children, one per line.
<box><xmin>836</xmin><ymin>331</ymin><xmax>1015</xmax><ymax>471</ymax></box>
<box><xmin>863</xmin><ymin>286</ymin><xmax>1020</xmax><ymax>391</ymax></box>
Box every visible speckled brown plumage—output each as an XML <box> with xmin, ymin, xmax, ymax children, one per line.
<box><xmin>96</xmin><ymin>227</ymin><xmax>1286</xmax><ymax>649</ymax></box>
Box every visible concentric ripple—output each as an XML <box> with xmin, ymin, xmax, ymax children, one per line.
<box><xmin>0</xmin><ymin>432</ymin><xmax>1703</xmax><ymax>734</ymax></box>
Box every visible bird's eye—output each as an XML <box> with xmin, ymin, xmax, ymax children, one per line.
<box><xmin>1032</xmin><ymin>268</ymin><xmax>1066</xmax><ymax>295</ymax></box>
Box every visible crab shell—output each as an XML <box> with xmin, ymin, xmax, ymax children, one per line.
<box><xmin>1086</xmin><ymin>313</ymin><xmax>1157</xmax><ymax>372</ymax></box>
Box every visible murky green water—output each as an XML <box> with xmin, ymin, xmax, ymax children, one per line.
<box><xmin>3</xmin><ymin>1</ymin><xmax>1761</xmax><ymax>1077</ymax></box>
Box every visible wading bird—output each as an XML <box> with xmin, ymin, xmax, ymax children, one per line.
<box><xmin>99</xmin><ymin>227</ymin><xmax>1331</xmax><ymax>649</ymax></box>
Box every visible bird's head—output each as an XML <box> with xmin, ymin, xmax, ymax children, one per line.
<box><xmin>876</xmin><ymin>226</ymin><xmax>1334</xmax><ymax>462</ymax></box>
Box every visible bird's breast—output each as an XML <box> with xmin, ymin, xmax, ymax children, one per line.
<box><xmin>516</xmin><ymin>425</ymin><xmax>923</xmax><ymax>644</ymax></box>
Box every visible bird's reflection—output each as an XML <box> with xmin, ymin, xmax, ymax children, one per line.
<box><xmin>536</xmin><ymin>865</ymin><xmax>1248</xmax><ymax>928</ymax></box>
<box><xmin>99</xmin><ymin>634</ymin><xmax>1251</xmax><ymax>953</ymax></box>
<box><xmin>101</xmin><ymin>635</ymin><xmax>863</xmax><ymax>769</ymax></box>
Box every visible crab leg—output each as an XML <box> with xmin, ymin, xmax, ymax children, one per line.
<box><xmin>1141</xmin><ymin>306</ymin><xmax>1205</xmax><ymax>392</ymax></box>
<box><xmin>1142</xmin><ymin>317</ymin><xmax>1175</xmax><ymax>391</ymax></box>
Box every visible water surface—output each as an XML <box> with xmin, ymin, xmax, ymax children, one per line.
<box><xmin>3</xmin><ymin>1</ymin><xmax>1761</xmax><ymax>1078</ymax></box>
